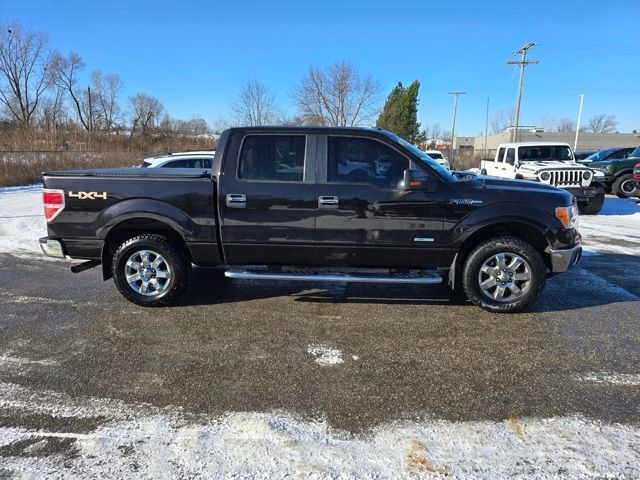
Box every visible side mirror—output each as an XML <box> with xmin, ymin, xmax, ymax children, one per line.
<box><xmin>399</xmin><ymin>169</ymin><xmax>437</xmax><ymax>192</ymax></box>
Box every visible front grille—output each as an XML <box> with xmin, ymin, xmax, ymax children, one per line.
<box><xmin>549</xmin><ymin>170</ymin><xmax>581</xmax><ymax>187</ymax></box>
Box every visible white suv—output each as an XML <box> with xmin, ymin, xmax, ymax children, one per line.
<box><xmin>141</xmin><ymin>151</ymin><xmax>216</xmax><ymax>169</ymax></box>
<box><xmin>480</xmin><ymin>142</ymin><xmax>605</xmax><ymax>214</ymax></box>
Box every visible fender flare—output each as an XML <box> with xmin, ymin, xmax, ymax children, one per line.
<box><xmin>95</xmin><ymin>198</ymin><xmax>196</xmax><ymax>241</ymax></box>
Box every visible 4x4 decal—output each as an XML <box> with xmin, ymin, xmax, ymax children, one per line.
<box><xmin>68</xmin><ymin>191</ymin><xmax>108</xmax><ymax>200</ymax></box>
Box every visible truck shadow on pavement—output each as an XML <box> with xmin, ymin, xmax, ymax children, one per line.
<box><xmin>176</xmin><ymin>253</ymin><xmax>639</xmax><ymax>313</ymax></box>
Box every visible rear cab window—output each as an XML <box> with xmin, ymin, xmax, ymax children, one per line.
<box><xmin>496</xmin><ymin>147</ymin><xmax>505</xmax><ymax>163</ymax></box>
<box><xmin>238</xmin><ymin>135</ymin><xmax>306</xmax><ymax>182</ymax></box>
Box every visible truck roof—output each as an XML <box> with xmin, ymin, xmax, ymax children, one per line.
<box><xmin>497</xmin><ymin>142</ymin><xmax>572</xmax><ymax>148</ymax></box>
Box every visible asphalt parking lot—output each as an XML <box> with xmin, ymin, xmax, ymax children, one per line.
<box><xmin>0</xmin><ymin>193</ymin><xmax>639</xmax><ymax>477</ymax></box>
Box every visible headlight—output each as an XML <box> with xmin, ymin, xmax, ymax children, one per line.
<box><xmin>582</xmin><ymin>171</ymin><xmax>591</xmax><ymax>180</ymax></box>
<box><xmin>540</xmin><ymin>171</ymin><xmax>551</xmax><ymax>181</ymax></box>
<box><xmin>555</xmin><ymin>204</ymin><xmax>579</xmax><ymax>230</ymax></box>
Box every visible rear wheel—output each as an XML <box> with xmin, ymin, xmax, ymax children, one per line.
<box><xmin>612</xmin><ymin>174</ymin><xmax>638</xmax><ymax>198</ymax></box>
<box><xmin>112</xmin><ymin>234</ymin><xmax>190</xmax><ymax>307</ymax></box>
<box><xmin>577</xmin><ymin>190</ymin><xmax>605</xmax><ymax>214</ymax></box>
<box><xmin>462</xmin><ymin>236</ymin><xmax>546</xmax><ymax>313</ymax></box>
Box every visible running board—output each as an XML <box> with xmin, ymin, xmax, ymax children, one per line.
<box><xmin>224</xmin><ymin>269</ymin><xmax>443</xmax><ymax>284</ymax></box>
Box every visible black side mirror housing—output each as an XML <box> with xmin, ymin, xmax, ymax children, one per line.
<box><xmin>400</xmin><ymin>169</ymin><xmax>438</xmax><ymax>192</ymax></box>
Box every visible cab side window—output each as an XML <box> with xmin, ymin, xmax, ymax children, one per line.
<box><xmin>327</xmin><ymin>136</ymin><xmax>410</xmax><ymax>189</ymax></box>
<box><xmin>238</xmin><ymin>135</ymin><xmax>305</xmax><ymax>182</ymax></box>
<box><xmin>496</xmin><ymin>147</ymin><xmax>506</xmax><ymax>163</ymax></box>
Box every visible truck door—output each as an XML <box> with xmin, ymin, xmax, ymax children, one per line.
<box><xmin>314</xmin><ymin>134</ymin><xmax>447</xmax><ymax>268</ymax></box>
<box><xmin>219</xmin><ymin>132</ymin><xmax>317</xmax><ymax>265</ymax></box>
<box><xmin>491</xmin><ymin>147</ymin><xmax>505</xmax><ymax>176</ymax></box>
<box><xmin>504</xmin><ymin>147</ymin><xmax>517</xmax><ymax>177</ymax></box>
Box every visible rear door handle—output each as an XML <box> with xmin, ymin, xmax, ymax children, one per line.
<box><xmin>226</xmin><ymin>193</ymin><xmax>246</xmax><ymax>208</ymax></box>
<box><xmin>318</xmin><ymin>195</ymin><xmax>339</xmax><ymax>208</ymax></box>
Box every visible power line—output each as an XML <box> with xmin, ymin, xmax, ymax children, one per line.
<box><xmin>507</xmin><ymin>42</ymin><xmax>539</xmax><ymax>142</ymax></box>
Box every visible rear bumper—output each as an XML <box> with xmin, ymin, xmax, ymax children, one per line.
<box><xmin>39</xmin><ymin>237</ymin><xmax>65</xmax><ymax>258</ymax></box>
<box><xmin>549</xmin><ymin>244</ymin><xmax>582</xmax><ymax>273</ymax></box>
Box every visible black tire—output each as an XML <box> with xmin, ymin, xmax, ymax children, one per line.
<box><xmin>612</xmin><ymin>174</ymin><xmax>637</xmax><ymax>198</ymax></box>
<box><xmin>112</xmin><ymin>234</ymin><xmax>190</xmax><ymax>307</ymax></box>
<box><xmin>577</xmin><ymin>190</ymin><xmax>605</xmax><ymax>214</ymax></box>
<box><xmin>462</xmin><ymin>236</ymin><xmax>546</xmax><ymax>313</ymax></box>
<box><xmin>480</xmin><ymin>168</ymin><xmax>487</xmax><ymax>175</ymax></box>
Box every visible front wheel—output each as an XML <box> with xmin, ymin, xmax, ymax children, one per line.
<box><xmin>612</xmin><ymin>174</ymin><xmax>638</xmax><ymax>198</ymax></box>
<box><xmin>112</xmin><ymin>234</ymin><xmax>190</xmax><ymax>307</ymax></box>
<box><xmin>462</xmin><ymin>236</ymin><xmax>546</xmax><ymax>313</ymax></box>
<box><xmin>577</xmin><ymin>190</ymin><xmax>605</xmax><ymax>214</ymax></box>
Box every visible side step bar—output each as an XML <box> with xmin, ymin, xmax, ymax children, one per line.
<box><xmin>224</xmin><ymin>269</ymin><xmax>443</xmax><ymax>284</ymax></box>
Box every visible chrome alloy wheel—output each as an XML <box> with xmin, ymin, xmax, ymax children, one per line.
<box><xmin>125</xmin><ymin>250</ymin><xmax>172</xmax><ymax>297</ymax></box>
<box><xmin>478</xmin><ymin>252</ymin><xmax>532</xmax><ymax>303</ymax></box>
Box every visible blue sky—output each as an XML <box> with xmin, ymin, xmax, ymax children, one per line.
<box><xmin>2</xmin><ymin>0</ymin><xmax>639</xmax><ymax>134</ymax></box>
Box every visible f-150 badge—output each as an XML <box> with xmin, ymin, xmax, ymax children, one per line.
<box><xmin>68</xmin><ymin>191</ymin><xmax>108</xmax><ymax>200</ymax></box>
<box><xmin>449</xmin><ymin>198</ymin><xmax>483</xmax><ymax>205</ymax></box>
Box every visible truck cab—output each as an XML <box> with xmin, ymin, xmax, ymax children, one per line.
<box><xmin>480</xmin><ymin>142</ymin><xmax>605</xmax><ymax>214</ymax></box>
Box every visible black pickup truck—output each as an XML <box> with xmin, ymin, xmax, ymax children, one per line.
<box><xmin>40</xmin><ymin>127</ymin><xmax>581</xmax><ymax>312</ymax></box>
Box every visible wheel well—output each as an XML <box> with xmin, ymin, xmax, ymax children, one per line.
<box><xmin>101</xmin><ymin>218</ymin><xmax>191</xmax><ymax>280</ymax></box>
<box><xmin>452</xmin><ymin>222</ymin><xmax>550</xmax><ymax>285</ymax></box>
<box><xmin>614</xmin><ymin>169</ymin><xmax>633</xmax><ymax>178</ymax></box>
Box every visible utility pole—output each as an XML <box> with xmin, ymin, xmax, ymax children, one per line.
<box><xmin>574</xmin><ymin>94</ymin><xmax>584</xmax><ymax>151</ymax></box>
<box><xmin>507</xmin><ymin>42</ymin><xmax>538</xmax><ymax>142</ymax></box>
<box><xmin>448</xmin><ymin>91</ymin><xmax>466</xmax><ymax>161</ymax></box>
<box><xmin>484</xmin><ymin>97</ymin><xmax>490</xmax><ymax>158</ymax></box>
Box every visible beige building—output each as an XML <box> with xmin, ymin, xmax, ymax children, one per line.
<box><xmin>462</xmin><ymin>130</ymin><xmax>640</xmax><ymax>158</ymax></box>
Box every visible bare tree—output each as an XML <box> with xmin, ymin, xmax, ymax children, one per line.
<box><xmin>586</xmin><ymin>113</ymin><xmax>618</xmax><ymax>133</ymax></box>
<box><xmin>129</xmin><ymin>93</ymin><xmax>164</xmax><ymax>135</ymax></box>
<box><xmin>0</xmin><ymin>23</ymin><xmax>53</xmax><ymax>128</ymax></box>
<box><xmin>50</xmin><ymin>51</ymin><xmax>94</xmax><ymax>131</ymax></box>
<box><xmin>231</xmin><ymin>79</ymin><xmax>277</xmax><ymax>126</ymax></box>
<box><xmin>292</xmin><ymin>61</ymin><xmax>381</xmax><ymax>127</ymax></box>
<box><xmin>90</xmin><ymin>70</ymin><xmax>123</xmax><ymax>131</ymax></box>
<box><xmin>37</xmin><ymin>85</ymin><xmax>66</xmax><ymax>132</ymax></box>
<box><xmin>490</xmin><ymin>108</ymin><xmax>514</xmax><ymax>134</ymax></box>
<box><xmin>188</xmin><ymin>116</ymin><xmax>210</xmax><ymax>136</ymax></box>
<box><xmin>429</xmin><ymin>122</ymin><xmax>443</xmax><ymax>140</ymax></box>
<box><xmin>556</xmin><ymin>118</ymin><xmax>575</xmax><ymax>133</ymax></box>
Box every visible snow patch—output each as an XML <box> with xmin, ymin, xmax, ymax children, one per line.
<box><xmin>0</xmin><ymin>184</ymin><xmax>47</xmax><ymax>257</ymax></box>
<box><xmin>306</xmin><ymin>345</ymin><xmax>344</xmax><ymax>366</ymax></box>
<box><xmin>576</xmin><ymin>372</ymin><xmax>640</xmax><ymax>386</ymax></box>
<box><xmin>0</xmin><ymin>381</ymin><xmax>638</xmax><ymax>478</ymax></box>
<box><xmin>579</xmin><ymin>197</ymin><xmax>640</xmax><ymax>256</ymax></box>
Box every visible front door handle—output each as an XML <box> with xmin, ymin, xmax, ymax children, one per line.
<box><xmin>318</xmin><ymin>195</ymin><xmax>339</xmax><ymax>208</ymax></box>
<box><xmin>226</xmin><ymin>193</ymin><xmax>246</xmax><ymax>208</ymax></box>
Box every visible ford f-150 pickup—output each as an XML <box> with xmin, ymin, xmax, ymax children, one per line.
<box><xmin>39</xmin><ymin>127</ymin><xmax>582</xmax><ymax>313</ymax></box>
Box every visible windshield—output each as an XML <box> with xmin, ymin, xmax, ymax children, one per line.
<box><xmin>389</xmin><ymin>134</ymin><xmax>453</xmax><ymax>178</ymax></box>
<box><xmin>629</xmin><ymin>147</ymin><xmax>640</xmax><ymax>158</ymax></box>
<box><xmin>585</xmin><ymin>149</ymin><xmax>616</xmax><ymax>162</ymax></box>
<box><xmin>518</xmin><ymin>145</ymin><xmax>573</xmax><ymax>162</ymax></box>
<box><xmin>428</xmin><ymin>152</ymin><xmax>444</xmax><ymax>159</ymax></box>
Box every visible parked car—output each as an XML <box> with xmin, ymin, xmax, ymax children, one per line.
<box><xmin>574</xmin><ymin>150</ymin><xmax>598</xmax><ymax>162</ymax></box>
<box><xmin>479</xmin><ymin>142</ymin><xmax>605</xmax><ymax>214</ymax></box>
<box><xmin>581</xmin><ymin>147</ymin><xmax>634</xmax><ymax>165</ymax></box>
<box><xmin>633</xmin><ymin>161</ymin><xmax>640</xmax><ymax>189</ymax></box>
<box><xmin>141</xmin><ymin>151</ymin><xmax>216</xmax><ymax>169</ymax></box>
<box><xmin>588</xmin><ymin>146</ymin><xmax>640</xmax><ymax>198</ymax></box>
<box><xmin>424</xmin><ymin>150</ymin><xmax>450</xmax><ymax>170</ymax></box>
<box><xmin>39</xmin><ymin>127</ymin><xmax>581</xmax><ymax>313</ymax></box>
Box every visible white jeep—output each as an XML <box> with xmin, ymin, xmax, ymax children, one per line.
<box><xmin>480</xmin><ymin>142</ymin><xmax>605</xmax><ymax>214</ymax></box>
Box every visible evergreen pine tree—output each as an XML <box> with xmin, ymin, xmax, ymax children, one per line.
<box><xmin>375</xmin><ymin>80</ymin><xmax>421</xmax><ymax>143</ymax></box>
